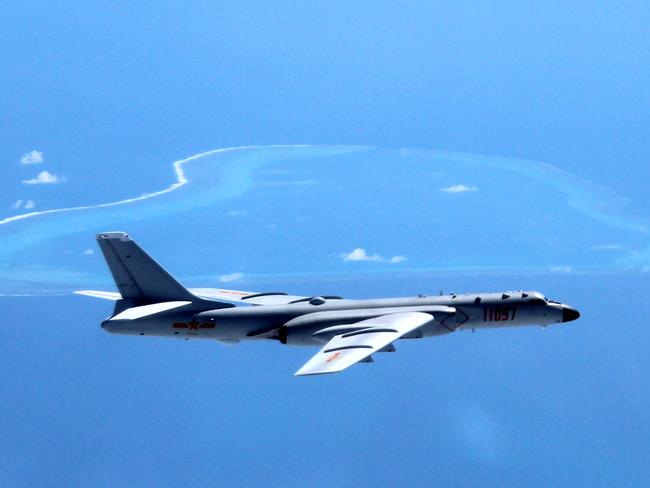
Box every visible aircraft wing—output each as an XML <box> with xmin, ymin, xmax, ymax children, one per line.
<box><xmin>189</xmin><ymin>288</ymin><xmax>309</xmax><ymax>305</ymax></box>
<box><xmin>295</xmin><ymin>312</ymin><xmax>434</xmax><ymax>376</ymax></box>
<box><xmin>75</xmin><ymin>287</ymin><xmax>312</xmax><ymax>305</ymax></box>
<box><xmin>190</xmin><ymin>288</ymin><xmax>258</xmax><ymax>301</ymax></box>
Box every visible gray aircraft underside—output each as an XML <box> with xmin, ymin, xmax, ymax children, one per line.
<box><xmin>78</xmin><ymin>232</ymin><xmax>580</xmax><ymax>376</ymax></box>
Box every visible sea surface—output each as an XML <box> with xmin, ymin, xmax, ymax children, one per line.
<box><xmin>1</xmin><ymin>146</ymin><xmax>648</xmax><ymax>295</ymax></box>
<box><xmin>1</xmin><ymin>146</ymin><xmax>648</xmax><ymax>486</ymax></box>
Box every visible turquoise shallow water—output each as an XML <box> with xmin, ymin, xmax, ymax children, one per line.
<box><xmin>0</xmin><ymin>145</ymin><xmax>648</xmax><ymax>294</ymax></box>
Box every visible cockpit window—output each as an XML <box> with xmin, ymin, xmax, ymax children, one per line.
<box><xmin>529</xmin><ymin>298</ymin><xmax>545</xmax><ymax>305</ymax></box>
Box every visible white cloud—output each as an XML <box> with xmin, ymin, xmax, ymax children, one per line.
<box><xmin>342</xmin><ymin>248</ymin><xmax>383</xmax><ymax>262</ymax></box>
<box><xmin>9</xmin><ymin>199</ymin><xmax>36</xmax><ymax>210</ymax></box>
<box><xmin>341</xmin><ymin>248</ymin><xmax>406</xmax><ymax>264</ymax></box>
<box><xmin>591</xmin><ymin>244</ymin><xmax>624</xmax><ymax>251</ymax></box>
<box><xmin>440</xmin><ymin>184</ymin><xmax>477</xmax><ymax>193</ymax></box>
<box><xmin>22</xmin><ymin>171</ymin><xmax>65</xmax><ymax>185</ymax></box>
<box><xmin>83</xmin><ymin>248</ymin><xmax>95</xmax><ymax>256</ymax></box>
<box><xmin>219</xmin><ymin>272</ymin><xmax>244</xmax><ymax>283</ymax></box>
<box><xmin>550</xmin><ymin>266</ymin><xmax>573</xmax><ymax>273</ymax></box>
<box><xmin>20</xmin><ymin>150</ymin><xmax>44</xmax><ymax>165</ymax></box>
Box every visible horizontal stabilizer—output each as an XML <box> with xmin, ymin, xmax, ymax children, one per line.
<box><xmin>74</xmin><ymin>290</ymin><xmax>122</xmax><ymax>300</ymax></box>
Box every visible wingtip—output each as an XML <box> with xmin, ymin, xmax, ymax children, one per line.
<box><xmin>96</xmin><ymin>231</ymin><xmax>130</xmax><ymax>240</ymax></box>
<box><xmin>294</xmin><ymin>369</ymin><xmax>336</xmax><ymax>377</ymax></box>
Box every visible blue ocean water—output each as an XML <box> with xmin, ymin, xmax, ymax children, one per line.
<box><xmin>3</xmin><ymin>0</ymin><xmax>649</xmax><ymax>485</ymax></box>
<box><xmin>1</xmin><ymin>146</ymin><xmax>648</xmax><ymax>295</ymax></box>
<box><xmin>0</xmin><ymin>273</ymin><xmax>648</xmax><ymax>487</ymax></box>
<box><xmin>1</xmin><ymin>146</ymin><xmax>649</xmax><ymax>486</ymax></box>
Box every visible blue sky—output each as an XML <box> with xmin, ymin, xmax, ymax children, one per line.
<box><xmin>1</xmin><ymin>2</ymin><xmax>650</xmax><ymax>487</ymax></box>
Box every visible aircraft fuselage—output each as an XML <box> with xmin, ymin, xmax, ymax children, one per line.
<box><xmin>102</xmin><ymin>290</ymin><xmax>579</xmax><ymax>346</ymax></box>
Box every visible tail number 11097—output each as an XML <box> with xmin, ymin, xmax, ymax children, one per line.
<box><xmin>484</xmin><ymin>307</ymin><xmax>517</xmax><ymax>322</ymax></box>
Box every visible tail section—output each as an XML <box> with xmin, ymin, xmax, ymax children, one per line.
<box><xmin>96</xmin><ymin>232</ymin><xmax>197</xmax><ymax>304</ymax></box>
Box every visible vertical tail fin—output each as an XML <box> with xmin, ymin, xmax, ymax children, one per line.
<box><xmin>96</xmin><ymin>232</ymin><xmax>197</xmax><ymax>304</ymax></box>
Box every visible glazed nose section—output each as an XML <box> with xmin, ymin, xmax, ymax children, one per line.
<box><xmin>562</xmin><ymin>306</ymin><xmax>580</xmax><ymax>323</ymax></box>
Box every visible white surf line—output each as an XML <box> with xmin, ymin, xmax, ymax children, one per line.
<box><xmin>0</xmin><ymin>145</ymin><xmax>313</xmax><ymax>226</ymax></box>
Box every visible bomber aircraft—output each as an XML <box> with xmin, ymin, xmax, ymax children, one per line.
<box><xmin>78</xmin><ymin>232</ymin><xmax>580</xmax><ymax>376</ymax></box>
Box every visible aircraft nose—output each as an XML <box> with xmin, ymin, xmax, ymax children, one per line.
<box><xmin>562</xmin><ymin>307</ymin><xmax>580</xmax><ymax>323</ymax></box>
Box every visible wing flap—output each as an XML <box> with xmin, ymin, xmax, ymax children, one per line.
<box><xmin>295</xmin><ymin>311</ymin><xmax>434</xmax><ymax>376</ymax></box>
